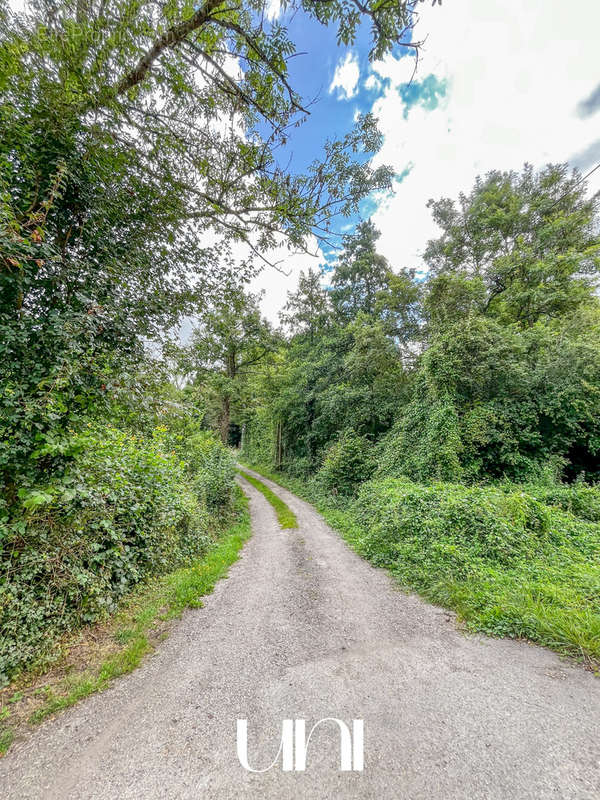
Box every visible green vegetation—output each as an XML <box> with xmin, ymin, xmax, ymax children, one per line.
<box><xmin>0</xmin><ymin>487</ymin><xmax>251</xmax><ymax>755</ymax></box>
<box><xmin>233</xmin><ymin>163</ymin><xmax>600</xmax><ymax>665</ymax></box>
<box><xmin>240</xmin><ymin>170</ymin><xmax>600</xmax><ymax>485</ymax></box>
<box><xmin>245</xmin><ymin>464</ymin><xmax>600</xmax><ymax>665</ymax></box>
<box><xmin>2</xmin><ymin>0</ymin><xmax>600</xmax><ymax>742</ymax></box>
<box><xmin>0</xmin><ymin>0</ymin><xmax>413</xmax><ymax>499</ymax></box>
<box><xmin>1</xmin><ymin>0</ymin><xmax>417</xmax><ymax>697</ymax></box>
<box><xmin>0</xmin><ymin>727</ymin><xmax>13</xmax><ymax>756</ymax></box>
<box><xmin>1</xmin><ymin>425</ymin><xmax>237</xmax><ymax>683</ymax></box>
<box><xmin>175</xmin><ymin>283</ymin><xmax>278</xmax><ymax>445</ymax></box>
<box><xmin>352</xmin><ymin>479</ymin><xmax>600</xmax><ymax>662</ymax></box>
<box><xmin>239</xmin><ymin>470</ymin><xmax>297</xmax><ymax>529</ymax></box>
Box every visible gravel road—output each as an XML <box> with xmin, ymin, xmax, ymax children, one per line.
<box><xmin>1</xmin><ymin>467</ymin><xmax>599</xmax><ymax>799</ymax></box>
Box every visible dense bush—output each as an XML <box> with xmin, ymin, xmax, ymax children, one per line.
<box><xmin>354</xmin><ymin>479</ymin><xmax>554</xmax><ymax>567</ymax></box>
<box><xmin>0</xmin><ymin>426</ymin><xmax>234</xmax><ymax>683</ymax></box>
<box><xmin>348</xmin><ymin>478</ymin><xmax>600</xmax><ymax>659</ymax></box>
<box><xmin>374</xmin><ymin>314</ymin><xmax>600</xmax><ymax>485</ymax></box>
<box><xmin>239</xmin><ymin>408</ymin><xmax>276</xmax><ymax>469</ymax></box>
<box><xmin>183</xmin><ymin>431</ymin><xmax>237</xmax><ymax>509</ymax></box>
<box><xmin>317</xmin><ymin>430</ymin><xmax>376</xmax><ymax>495</ymax></box>
<box><xmin>376</xmin><ymin>388</ymin><xmax>463</xmax><ymax>483</ymax></box>
<box><xmin>498</xmin><ymin>482</ymin><xmax>600</xmax><ymax>524</ymax></box>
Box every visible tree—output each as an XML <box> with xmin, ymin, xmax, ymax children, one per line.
<box><xmin>279</xmin><ymin>267</ymin><xmax>331</xmax><ymax>344</ymax></box>
<box><xmin>184</xmin><ymin>282</ymin><xmax>275</xmax><ymax>443</ymax></box>
<box><xmin>329</xmin><ymin>220</ymin><xmax>422</xmax><ymax>355</ymax></box>
<box><xmin>382</xmin><ymin>309</ymin><xmax>600</xmax><ymax>482</ymax></box>
<box><xmin>240</xmin><ymin>165</ymin><xmax>600</xmax><ymax>487</ymax></box>
<box><xmin>424</xmin><ymin>163</ymin><xmax>600</xmax><ymax>327</ymax></box>
<box><xmin>2</xmin><ymin>0</ymin><xmax>426</xmax><ymax>264</ymax></box>
<box><xmin>330</xmin><ymin>221</ymin><xmax>391</xmax><ymax>320</ymax></box>
<box><xmin>1</xmin><ymin>0</ymin><xmax>434</xmax><ymax>491</ymax></box>
<box><xmin>374</xmin><ymin>268</ymin><xmax>423</xmax><ymax>358</ymax></box>
<box><xmin>240</xmin><ymin>220</ymin><xmax>419</xmax><ymax>470</ymax></box>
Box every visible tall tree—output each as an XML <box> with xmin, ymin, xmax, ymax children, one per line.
<box><xmin>330</xmin><ymin>221</ymin><xmax>391</xmax><ymax>320</ymax></box>
<box><xmin>2</xmin><ymin>0</ymin><xmax>426</xmax><ymax>269</ymax></box>
<box><xmin>184</xmin><ymin>283</ymin><xmax>275</xmax><ymax>443</ymax></box>
<box><xmin>424</xmin><ymin>163</ymin><xmax>600</xmax><ymax>327</ymax></box>
<box><xmin>0</xmin><ymin>0</ymin><xmax>434</xmax><ymax>488</ymax></box>
<box><xmin>279</xmin><ymin>267</ymin><xmax>331</xmax><ymax>344</ymax></box>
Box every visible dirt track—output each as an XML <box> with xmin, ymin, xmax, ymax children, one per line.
<box><xmin>1</xmin><ymin>467</ymin><xmax>599</xmax><ymax>799</ymax></box>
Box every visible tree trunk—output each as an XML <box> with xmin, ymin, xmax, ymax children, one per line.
<box><xmin>218</xmin><ymin>348</ymin><xmax>236</xmax><ymax>444</ymax></box>
<box><xmin>220</xmin><ymin>395</ymin><xmax>230</xmax><ymax>444</ymax></box>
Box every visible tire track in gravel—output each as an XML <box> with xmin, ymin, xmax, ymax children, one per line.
<box><xmin>0</xmin><ymin>468</ymin><xmax>599</xmax><ymax>799</ymax></box>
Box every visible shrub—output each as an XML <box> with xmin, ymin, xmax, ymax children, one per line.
<box><xmin>317</xmin><ymin>430</ymin><xmax>376</xmax><ymax>495</ymax></box>
<box><xmin>347</xmin><ymin>477</ymin><xmax>600</xmax><ymax>660</ymax></box>
<box><xmin>0</xmin><ymin>426</ymin><xmax>213</xmax><ymax>683</ymax></box>
<box><xmin>376</xmin><ymin>390</ymin><xmax>463</xmax><ymax>483</ymax></box>
<box><xmin>239</xmin><ymin>408</ymin><xmax>275</xmax><ymax>468</ymax></box>
<box><xmin>183</xmin><ymin>431</ymin><xmax>236</xmax><ymax>509</ymax></box>
<box><xmin>500</xmin><ymin>481</ymin><xmax>600</xmax><ymax>524</ymax></box>
<box><xmin>353</xmin><ymin>479</ymin><xmax>559</xmax><ymax>567</ymax></box>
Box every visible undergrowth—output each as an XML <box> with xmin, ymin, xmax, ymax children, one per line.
<box><xmin>242</xmin><ymin>462</ymin><xmax>600</xmax><ymax>670</ymax></box>
<box><xmin>1</xmin><ymin>427</ymin><xmax>237</xmax><ymax>683</ymax></box>
<box><xmin>0</xmin><ymin>487</ymin><xmax>251</xmax><ymax>756</ymax></box>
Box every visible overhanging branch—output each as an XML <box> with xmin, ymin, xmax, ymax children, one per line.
<box><xmin>115</xmin><ymin>0</ymin><xmax>227</xmax><ymax>96</ymax></box>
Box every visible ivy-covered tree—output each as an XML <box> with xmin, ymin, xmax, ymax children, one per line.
<box><xmin>242</xmin><ymin>229</ymin><xmax>411</xmax><ymax>471</ymax></box>
<box><xmin>380</xmin><ymin>308</ymin><xmax>600</xmax><ymax>483</ymax></box>
<box><xmin>241</xmin><ymin>163</ymin><xmax>600</xmax><ymax>486</ymax></box>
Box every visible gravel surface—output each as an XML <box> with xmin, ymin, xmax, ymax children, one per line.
<box><xmin>1</xmin><ymin>467</ymin><xmax>599</xmax><ymax>799</ymax></box>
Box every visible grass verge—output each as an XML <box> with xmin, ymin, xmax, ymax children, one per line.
<box><xmin>0</xmin><ymin>487</ymin><xmax>251</xmax><ymax>756</ymax></box>
<box><xmin>238</xmin><ymin>469</ymin><xmax>297</xmax><ymax>529</ymax></box>
<box><xmin>240</xmin><ymin>462</ymin><xmax>600</xmax><ymax>671</ymax></box>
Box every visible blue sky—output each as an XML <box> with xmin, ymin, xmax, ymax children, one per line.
<box><xmin>265</xmin><ymin>12</ymin><xmax>403</xmax><ymax>173</ymax></box>
<box><xmin>251</xmin><ymin>0</ymin><xmax>600</xmax><ymax>321</ymax></box>
<box><xmin>260</xmin><ymin>8</ymin><xmax>425</xmax><ymax>263</ymax></box>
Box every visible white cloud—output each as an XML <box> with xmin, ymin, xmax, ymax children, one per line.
<box><xmin>364</xmin><ymin>73</ymin><xmax>382</xmax><ymax>93</ymax></box>
<box><xmin>329</xmin><ymin>52</ymin><xmax>360</xmax><ymax>100</ymax></box>
<box><xmin>264</xmin><ymin>0</ymin><xmax>282</xmax><ymax>22</ymax></box>
<box><xmin>367</xmin><ymin>0</ymin><xmax>600</xmax><ymax>272</ymax></box>
<box><xmin>250</xmin><ymin>238</ymin><xmax>324</xmax><ymax>325</ymax></box>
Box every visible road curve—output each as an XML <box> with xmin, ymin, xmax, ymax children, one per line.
<box><xmin>1</xmin><ymin>467</ymin><xmax>599</xmax><ymax>799</ymax></box>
